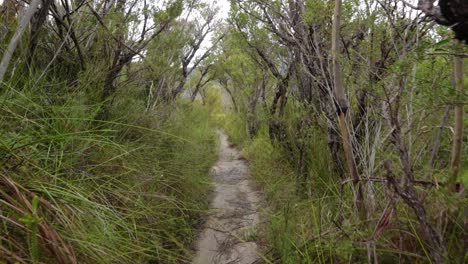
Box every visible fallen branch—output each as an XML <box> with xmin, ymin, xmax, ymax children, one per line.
<box><xmin>426</xmin><ymin>52</ymin><xmax>468</xmax><ymax>58</ymax></box>
<box><xmin>341</xmin><ymin>177</ymin><xmax>441</xmax><ymax>187</ymax></box>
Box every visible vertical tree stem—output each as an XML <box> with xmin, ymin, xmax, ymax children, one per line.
<box><xmin>450</xmin><ymin>41</ymin><xmax>465</xmax><ymax>184</ymax></box>
<box><xmin>332</xmin><ymin>0</ymin><xmax>365</xmax><ymax>217</ymax></box>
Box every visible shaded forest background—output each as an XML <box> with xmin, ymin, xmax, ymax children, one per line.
<box><xmin>0</xmin><ymin>0</ymin><xmax>466</xmax><ymax>263</ymax></box>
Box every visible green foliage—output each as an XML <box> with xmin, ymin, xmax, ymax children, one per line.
<box><xmin>18</xmin><ymin>196</ymin><xmax>42</xmax><ymax>262</ymax></box>
<box><xmin>223</xmin><ymin>112</ymin><xmax>351</xmax><ymax>263</ymax></box>
<box><xmin>155</xmin><ymin>0</ymin><xmax>183</xmax><ymax>23</ymax></box>
<box><xmin>1</xmin><ymin>0</ymin><xmax>466</xmax><ymax>262</ymax></box>
<box><xmin>0</xmin><ymin>78</ymin><xmax>217</xmax><ymax>263</ymax></box>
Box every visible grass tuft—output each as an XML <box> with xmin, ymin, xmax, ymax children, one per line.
<box><xmin>0</xmin><ymin>83</ymin><xmax>217</xmax><ymax>263</ymax></box>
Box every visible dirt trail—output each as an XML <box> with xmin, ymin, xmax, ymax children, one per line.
<box><xmin>193</xmin><ymin>131</ymin><xmax>262</xmax><ymax>264</ymax></box>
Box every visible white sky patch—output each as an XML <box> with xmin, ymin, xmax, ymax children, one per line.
<box><xmin>217</xmin><ymin>0</ymin><xmax>230</xmax><ymax>20</ymax></box>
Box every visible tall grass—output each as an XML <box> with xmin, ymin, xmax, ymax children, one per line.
<box><xmin>0</xmin><ymin>79</ymin><xmax>217</xmax><ymax>263</ymax></box>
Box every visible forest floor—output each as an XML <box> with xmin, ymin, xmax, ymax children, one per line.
<box><xmin>193</xmin><ymin>130</ymin><xmax>263</xmax><ymax>264</ymax></box>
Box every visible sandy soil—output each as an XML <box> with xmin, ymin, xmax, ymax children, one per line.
<box><xmin>193</xmin><ymin>131</ymin><xmax>262</xmax><ymax>264</ymax></box>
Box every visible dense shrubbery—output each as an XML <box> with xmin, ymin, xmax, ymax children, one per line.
<box><xmin>223</xmin><ymin>105</ymin><xmax>466</xmax><ymax>263</ymax></box>
<box><xmin>1</xmin><ymin>0</ymin><xmax>466</xmax><ymax>263</ymax></box>
<box><xmin>216</xmin><ymin>1</ymin><xmax>467</xmax><ymax>263</ymax></box>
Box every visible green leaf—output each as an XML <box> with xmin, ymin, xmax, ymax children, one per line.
<box><xmin>434</xmin><ymin>39</ymin><xmax>451</xmax><ymax>50</ymax></box>
<box><xmin>32</xmin><ymin>195</ymin><xmax>39</xmax><ymax>214</ymax></box>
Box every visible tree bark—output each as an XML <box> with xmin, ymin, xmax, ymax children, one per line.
<box><xmin>425</xmin><ymin>106</ymin><xmax>451</xmax><ymax>180</ymax></box>
<box><xmin>27</xmin><ymin>0</ymin><xmax>53</xmax><ymax>66</ymax></box>
<box><xmin>190</xmin><ymin>66</ymin><xmax>212</xmax><ymax>102</ymax></box>
<box><xmin>332</xmin><ymin>0</ymin><xmax>365</xmax><ymax>218</ymax></box>
<box><xmin>221</xmin><ymin>82</ymin><xmax>238</xmax><ymax>113</ymax></box>
<box><xmin>247</xmin><ymin>81</ymin><xmax>262</xmax><ymax>137</ymax></box>
<box><xmin>450</xmin><ymin>41</ymin><xmax>465</xmax><ymax>184</ymax></box>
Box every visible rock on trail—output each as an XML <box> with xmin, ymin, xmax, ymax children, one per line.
<box><xmin>193</xmin><ymin>131</ymin><xmax>262</xmax><ymax>264</ymax></box>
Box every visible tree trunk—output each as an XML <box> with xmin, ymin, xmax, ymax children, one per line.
<box><xmin>268</xmin><ymin>80</ymin><xmax>288</xmax><ymax>143</ymax></box>
<box><xmin>332</xmin><ymin>0</ymin><xmax>365</xmax><ymax>218</ymax></box>
<box><xmin>0</xmin><ymin>0</ymin><xmax>19</xmax><ymax>39</ymax></box>
<box><xmin>190</xmin><ymin>67</ymin><xmax>211</xmax><ymax>102</ymax></box>
<box><xmin>27</xmin><ymin>0</ymin><xmax>53</xmax><ymax>66</ymax></box>
<box><xmin>425</xmin><ymin>106</ymin><xmax>451</xmax><ymax>180</ymax></box>
<box><xmin>247</xmin><ymin>84</ymin><xmax>261</xmax><ymax>137</ymax></box>
<box><xmin>450</xmin><ymin>41</ymin><xmax>465</xmax><ymax>185</ymax></box>
<box><xmin>173</xmin><ymin>78</ymin><xmax>187</xmax><ymax>99</ymax></box>
<box><xmin>222</xmin><ymin>85</ymin><xmax>238</xmax><ymax>112</ymax></box>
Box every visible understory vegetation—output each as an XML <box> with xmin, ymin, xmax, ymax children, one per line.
<box><xmin>224</xmin><ymin>109</ymin><xmax>465</xmax><ymax>263</ymax></box>
<box><xmin>1</xmin><ymin>84</ymin><xmax>217</xmax><ymax>262</ymax></box>
<box><xmin>0</xmin><ymin>0</ymin><xmax>467</xmax><ymax>263</ymax></box>
<box><xmin>0</xmin><ymin>1</ymin><xmax>220</xmax><ymax>262</ymax></box>
<box><xmin>219</xmin><ymin>1</ymin><xmax>467</xmax><ymax>263</ymax></box>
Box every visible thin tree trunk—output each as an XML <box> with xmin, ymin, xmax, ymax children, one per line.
<box><xmin>332</xmin><ymin>0</ymin><xmax>365</xmax><ymax>218</ymax></box>
<box><xmin>260</xmin><ymin>74</ymin><xmax>268</xmax><ymax>112</ymax></box>
<box><xmin>61</xmin><ymin>0</ymin><xmax>85</xmax><ymax>69</ymax></box>
<box><xmin>425</xmin><ymin>106</ymin><xmax>451</xmax><ymax>180</ymax></box>
<box><xmin>173</xmin><ymin>78</ymin><xmax>187</xmax><ymax>99</ymax></box>
<box><xmin>247</xmin><ymin>83</ymin><xmax>261</xmax><ymax>137</ymax></box>
<box><xmin>450</xmin><ymin>41</ymin><xmax>465</xmax><ymax>185</ymax></box>
<box><xmin>223</xmin><ymin>85</ymin><xmax>238</xmax><ymax>112</ymax></box>
<box><xmin>190</xmin><ymin>67</ymin><xmax>211</xmax><ymax>102</ymax></box>
<box><xmin>0</xmin><ymin>0</ymin><xmax>41</xmax><ymax>83</ymax></box>
<box><xmin>27</xmin><ymin>0</ymin><xmax>53</xmax><ymax>66</ymax></box>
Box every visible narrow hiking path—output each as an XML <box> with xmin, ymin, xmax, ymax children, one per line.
<box><xmin>193</xmin><ymin>131</ymin><xmax>262</xmax><ymax>264</ymax></box>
